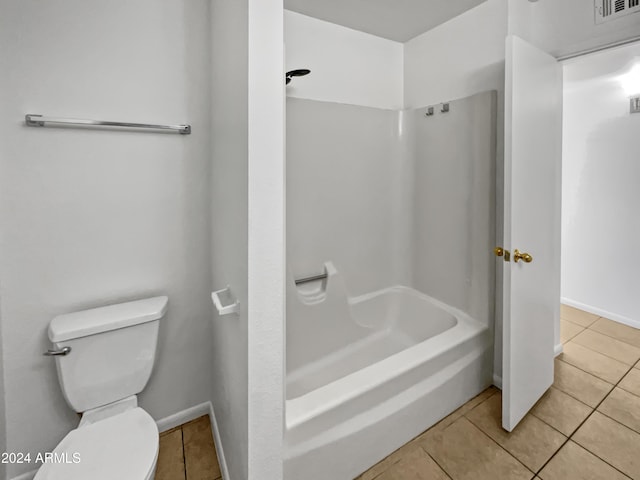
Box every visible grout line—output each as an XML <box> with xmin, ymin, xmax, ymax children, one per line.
<box><xmin>571</xmin><ymin>328</ymin><xmax>640</xmax><ymax>364</ymax></box>
<box><xmin>458</xmin><ymin>392</ymin><xmax>539</xmax><ymax>473</ymax></box>
<box><xmin>534</xmin><ymin>360</ymin><xmax>638</xmax><ymax>477</ymax></box>
<box><xmin>415</xmin><ymin>388</ymin><xmax>501</xmax><ymax>480</ymax></box>
<box><xmin>561</xmin><ymin>330</ymin><xmax>584</xmax><ymax>343</ymax></box>
<box><xmin>526</xmin><ymin>387</ymin><xmax>594</xmax><ymax>438</ymax></box>
<box><xmin>555</xmin><ymin>357</ymin><xmax>617</xmax><ymax>388</ymax></box>
<box><xmin>368</xmin><ymin>471</ymin><xmax>386</xmax><ymax>480</ymax></box>
<box><xmin>595</xmin><ymin>408</ymin><xmax>640</xmax><ymax>436</ymax></box>
<box><xmin>461</xmin><ymin>414</ymin><xmax>536</xmax><ymax>475</ymax></box>
<box><xmin>563</xmin><ymin>339</ymin><xmax>638</xmax><ymax>370</ymax></box>
<box><xmin>549</xmin><ymin>375</ymin><xmax>613</xmax><ymax>409</ymax></box>
<box><xmin>617</xmin><ymin>381</ymin><xmax>640</xmax><ymax>398</ymax></box>
<box><xmin>418</xmin><ymin>387</ymin><xmax>499</xmax><ymax>437</ymax></box>
<box><xmin>359</xmin><ymin>427</ymin><xmax>421</xmax><ymax>477</ymax></box>
<box><xmin>561</xmin><ymin>315</ymin><xmax>599</xmax><ymax>329</ymax></box>
<box><xmin>586</xmin><ymin>319</ymin><xmax>640</xmax><ymax>350</ymax></box>
<box><xmin>458</xmin><ymin>387</ymin><xmax>500</xmax><ymax>418</ymax></box>
<box><xmin>181</xmin><ymin>427</ymin><xmax>188</xmax><ymax>480</ymax></box>
<box><xmin>548</xmin><ymin>385</ymin><xmax>593</xmax><ymax>409</ymax></box>
<box><xmin>157</xmin><ymin>415</ymin><xmax>224</xmax><ymax>480</ymax></box>
<box><xmin>570</xmin><ymin>344</ymin><xmax>640</xmax><ymax>368</ymax></box>
<box><xmin>529</xmin><ymin>410</ymin><xmax>575</xmax><ymax>438</ymax></box>
<box><xmin>560</xmin><ymin>317</ymin><xmax>591</xmax><ymax>329</ymax></box>
<box><xmin>571</xmin><ymin>436</ymin><xmax>634</xmax><ymax>480</ymax></box>
<box><xmin>416</xmin><ymin>446</ymin><xmax>454</xmax><ymax>480</ymax></box>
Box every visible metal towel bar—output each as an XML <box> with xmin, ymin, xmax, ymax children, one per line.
<box><xmin>25</xmin><ymin>114</ymin><xmax>191</xmax><ymax>134</ymax></box>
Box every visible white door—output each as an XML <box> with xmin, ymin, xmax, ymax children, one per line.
<box><xmin>502</xmin><ymin>35</ymin><xmax>563</xmax><ymax>431</ymax></box>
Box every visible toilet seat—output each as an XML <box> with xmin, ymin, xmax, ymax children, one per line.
<box><xmin>34</xmin><ymin>407</ymin><xmax>158</xmax><ymax>480</ymax></box>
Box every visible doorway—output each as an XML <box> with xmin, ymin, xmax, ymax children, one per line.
<box><xmin>560</xmin><ymin>41</ymin><xmax>640</xmax><ymax>338</ymax></box>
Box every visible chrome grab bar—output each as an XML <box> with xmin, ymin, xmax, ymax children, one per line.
<box><xmin>25</xmin><ymin>114</ymin><xmax>191</xmax><ymax>135</ymax></box>
<box><xmin>294</xmin><ymin>273</ymin><xmax>328</xmax><ymax>285</ymax></box>
<box><xmin>43</xmin><ymin>347</ymin><xmax>71</xmax><ymax>356</ymax></box>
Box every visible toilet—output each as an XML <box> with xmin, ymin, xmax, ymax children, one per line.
<box><xmin>35</xmin><ymin>296</ymin><xmax>168</xmax><ymax>480</ymax></box>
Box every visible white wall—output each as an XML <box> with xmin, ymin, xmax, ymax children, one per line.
<box><xmin>404</xmin><ymin>0</ymin><xmax>507</xmax><ymax>109</ymax></box>
<box><xmin>211</xmin><ymin>0</ymin><xmax>285</xmax><ymax>478</ymax></box>
<box><xmin>562</xmin><ymin>42</ymin><xmax>640</xmax><ymax>328</ymax></box>
<box><xmin>247</xmin><ymin>0</ymin><xmax>285</xmax><ymax>478</ymax></box>
<box><xmin>210</xmin><ymin>0</ymin><xmax>249</xmax><ymax>478</ymax></box>
<box><xmin>509</xmin><ymin>0</ymin><xmax>640</xmax><ymax>58</ymax></box>
<box><xmin>0</xmin><ymin>2</ymin><xmax>214</xmax><ymax>478</ymax></box>
<box><xmin>284</xmin><ymin>10</ymin><xmax>404</xmax><ymax>110</ymax></box>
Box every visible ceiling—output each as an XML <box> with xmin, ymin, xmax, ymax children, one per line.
<box><xmin>283</xmin><ymin>0</ymin><xmax>487</xmax><ymax>42</ymax></box>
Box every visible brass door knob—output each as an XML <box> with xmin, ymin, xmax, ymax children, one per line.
<box><xmin>513</xmin><ymin>249</ymin><xmax>533</xmax><ymax>263</ymax></box>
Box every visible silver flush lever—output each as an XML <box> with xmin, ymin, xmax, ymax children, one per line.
<box><xmin>43</xmin><ymin>346</ymin><xmax>71</xmax><ymax>356</ymax></box>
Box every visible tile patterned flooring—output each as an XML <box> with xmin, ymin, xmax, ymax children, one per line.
<box><xmin>156</xmin><ymin>415</ymin><xmax>222</xmax><ymax>480</ymax></box>
<box><xmin>357</xmin><ymin>305</ymin><xmax>640</xmax><ymax>480</ymax></box>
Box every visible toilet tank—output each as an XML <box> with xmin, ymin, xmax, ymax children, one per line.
<box><xmin>47</xmin><ymin>296</ymin><xmax>168</xmax><ymax>413</ymax></box>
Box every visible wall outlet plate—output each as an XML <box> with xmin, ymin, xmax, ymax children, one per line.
<box><xmin>631</xmin><ymin>96</ymin><xmax>640</xmax><ymax>114</ymax></box>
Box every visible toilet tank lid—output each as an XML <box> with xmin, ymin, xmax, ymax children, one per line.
<box><xmin>49</xmin><ymin>296</ymin><xmax>168</xmax><ymax>343</ymax></box>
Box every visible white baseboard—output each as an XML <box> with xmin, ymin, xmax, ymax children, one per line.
<box><xmin>9</xmin><ymin>469</ymin><xmax>36</xmax><ymax>480</ymax></box>
<box><xmin>208</xmin><ymin>402</ymin><xmax>231</xmax><ymax>480</ymax></box>
<box><xmin>157</xmin><ymin>401</ymin><xmax>230</xmax><ymax>480</ymax></box>
<box><xmin>156</xmin><ymin>401</ymin><xmax>211</xmax><ymax>433</ymax></box>
<box><xmin>561</xmin><ymin>297</ymin><xmax>640</xmax><ymax>329</ymax></box>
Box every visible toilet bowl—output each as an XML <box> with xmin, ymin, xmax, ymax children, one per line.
<box><xmin>35</xmin><ymin>296</ymin><xmax>168</xmax><ymax>479</ymax></box>
<box><xmin>34</xmin><ymin>404</ymin><xmax>159</xmax><ymax>480</ymax></box>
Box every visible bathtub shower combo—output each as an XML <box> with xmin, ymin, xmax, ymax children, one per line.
<box><xmin>284</xmin><ymin>92</ymin><xmax>497</xmax><ymax>479</ymax></box>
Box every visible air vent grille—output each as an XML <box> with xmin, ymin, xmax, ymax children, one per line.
<box><xmin>595</xmin><ymin>0</ymin><xmax>640</xmax><ymax>23</ymax></box>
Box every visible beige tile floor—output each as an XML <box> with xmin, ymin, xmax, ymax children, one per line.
<box><xmin>156</xmin><ymin>415</ymin><xmax>222</xmax><ymax>480</ymax></box>
<box><xmin>356</xmin><ymin>305</ymin><xmax>640</xmax><ymax>480</ymax></box>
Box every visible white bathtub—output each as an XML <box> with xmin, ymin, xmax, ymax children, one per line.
<box><xmin>284</xmin><ymin>280</ymin><xmax>493</xmax><ymax>480</ymax></box>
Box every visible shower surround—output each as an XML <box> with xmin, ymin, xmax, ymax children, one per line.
<box><xmin>285</xmin><ymin>91</ymin><xmax>497</xmax><ymax>480</ymax></box>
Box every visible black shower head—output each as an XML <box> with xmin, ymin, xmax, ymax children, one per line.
<box><xmin>286</xmin><ymin>69</ymin><xmax>311</xmax><ymax>85</ymax></box>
